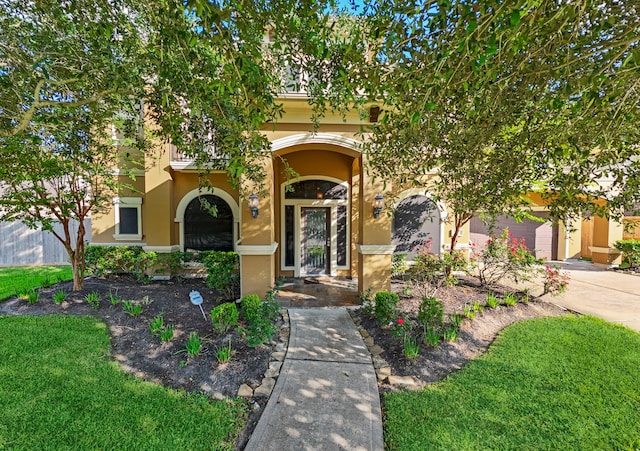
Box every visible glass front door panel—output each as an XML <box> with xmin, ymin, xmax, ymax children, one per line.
<box><xmin>302</xmin><ymin>207</ymin><xmax>329</xmax><ymax>275</ymax></box>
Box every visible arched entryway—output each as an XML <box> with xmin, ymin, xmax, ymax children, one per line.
<box><xmin>175</xmin><ymin>189</ymin><xmax>239</xmax><ymax>252</ymax></box>
<box><xmin>392</xmin><ymin>193</ymin><xmax>443</xmax><ymax>258</ymax></box>
<box><xmin>281</xmin><ymin>176</ymin><xmax>350</xmax><ymax>276</ymax></box>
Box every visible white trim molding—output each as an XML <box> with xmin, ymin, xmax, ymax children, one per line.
<box><xmin>236</xmin><ymin>242</ymin><xmax>279</xmax><ymax>255</ymax></box>
<box><xmin>142</xmin><ymin>245</ymin><xmax>181</xmax><ymax>253</ymax></box>
<box><xmin>356</xmin><ymin>244</ymin><xmax>396</xmax><ymax>255</ymax></box>
<box><xmin>270</xmin><ymin>133</ymin><xmax>362</xmax><ymax>152</ymax></box>
<box><xmin>113</xmin><ymin>197</ymin><xmax>143</xmax><ymax>241</ymax></box>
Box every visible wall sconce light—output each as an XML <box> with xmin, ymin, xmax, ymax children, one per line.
<box><xmin>248</xmin><ymin>193</ymin><xmax>259</xmax><ymax>218</ymax></box>
<box><xmin>373</xmin><ymin>192</ymin><xmax>384</xmax><ymax>218</ymax></box>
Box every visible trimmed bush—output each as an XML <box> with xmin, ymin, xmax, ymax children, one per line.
<box><xmin>374</xmin><ymin>291</ymin><xmax>399</xmax><ymax>323</ymax></box>
<box><xmin>240</xmin><ymin>294</ymin><xmax>262</xmax><ymax>322</ymax></box>
<box><xmin>240</xmin><ymin>294</ymin><xmax>279</xmax><ymax>347</ymax></box>
<box><xmin>211</xmin><ymin>302</ymin><xmax>239</xmax><ymax>333</ymax></box>
<box><xmin>85</xmin><ymin>245</ymin><xmax>157</xmax><ymax>282</ymax></box>
<box><xmin>199</xmin><ymin>251</ymin><xmax>240</xmax><ymax>300</ymax></box>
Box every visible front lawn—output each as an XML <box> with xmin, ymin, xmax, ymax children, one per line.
<box><xmin>0</xmin><ymin>315</ymin><xmax>246</xmax><ymax>450</ymax></box>
<box><xmin>0</xmin><ymin>266</ymin><xmax>73</xmax><ymax>300</ymax></box>
<box><xmin>384</xmin><ymin>316</ymin><xmax>640</xmax><ymax>450</ymax></box>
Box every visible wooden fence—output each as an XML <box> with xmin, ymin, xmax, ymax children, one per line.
<box><xmin>0</xmin><ymin>219</ymin><xmax>91</xmax><ymax>266</ymax></box>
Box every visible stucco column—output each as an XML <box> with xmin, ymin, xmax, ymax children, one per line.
<box><xmin>357</xmin><ymin>156</ymin><xmax>394</xmax><ymax>293</ymax></box>
<box><xmin>557</xmin><ymin>219</ymin><xmax>582</xmax><ymax>261</ymax></box>
<box><xmin>143</xmin><ymin>142</ymin><xmax>176</xmax><ymax>250</ymax></box>
<box><xmin>590</xmin><ymin>214</ymin><xmax>623</xmax><ymax>265</ymax></box>
<box><xmin>237</xmin><ymin>157</ymin><xmax>278</xmax><ymax>297</ymax></box>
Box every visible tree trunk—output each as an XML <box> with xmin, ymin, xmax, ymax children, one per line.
<box><xmin>60</xmin><ymin>219</ymin><xmax>86</xmax><ymax>291</ymax></box>
<box><xmin>71</xmin><ymin>256</ymin><xmax>84</xmax><ymax>291</ymax></box>
<box><xmin>445</xmin><ymin>213</ymin><xmax>472</xmax><ymax>276</ymax></box>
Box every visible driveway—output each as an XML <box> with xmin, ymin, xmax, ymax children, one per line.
<box><xmin>550</xmin><ymin>260</ymin><xmax>640</xmax><ymax>332</ymax></box>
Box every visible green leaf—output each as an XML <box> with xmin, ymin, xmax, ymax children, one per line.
<box><xmin>510</xmin><ymin>10</ymin><xmax>521</xmax><ymax>27</ymax></box>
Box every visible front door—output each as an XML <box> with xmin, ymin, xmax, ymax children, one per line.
<box><xmin>301</xmin><ymin>207</ymin><xmax>330</xmax><ymax>275</ymax></box>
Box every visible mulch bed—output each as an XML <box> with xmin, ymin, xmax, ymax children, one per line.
<box><xmin>0</xmin><ymin>276</ymin><xmax>274</xmax><ymax>400</ymax></box>
<box><xmin>354</xmin><ymin>276</ymin><xmax>569</xmax><ymax>389</ymax></box>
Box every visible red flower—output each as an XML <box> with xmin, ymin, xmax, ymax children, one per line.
<box><xmin>397</xmin><ymin>318</ymin><xmax>405</xmax><ymax>325</ymax></box>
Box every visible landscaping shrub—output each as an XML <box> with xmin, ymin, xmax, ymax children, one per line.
<box><xmin>240</xmin><ymin>294</ymin><xmax>279</xmax><ymax>347</ymax></box>
<box><xmin>53</xmin><ymin>289</ymin><xmax>67</xmax><ymax>304</ymax></box>
<box><xmin>417</xmin><ymin>296</ymin><xmax>444</xmax><ymax>331</ymax></box>
<box><xmin>85</xmin><ymin>245</ymin><xmax>157</xmax><ymax>282</ymax></box>
<box><xmin>210</xmin><ymin>302</ymin><xmax>239</xmax><ymax>333</ymax></box>
<box><xmin>359</xmin><ymin>289</ymin><xmax>374</xmax><ymax>316</ymax></box>
<box><xmin>84</xmin><ymin>291</ymin><xmax>100</xmax><ymax>309</ymax></box>
<box><xmin>403</xmin><ymin>334</ymin><xmax>420</xmax><ymax>360</ymax></box>
<box><xmin>373</xmin><ymin>291</ymin><xmax>399</xmax><ymax>323</ymax></box>
<box><xmin>240</xmin><ymin>294</ymin><xmax>262</xmax><ymax>322</ymax></box>
<box><xmin>85</xmin><ymin>247</ymin><xmax>199</xmax><ymax>281</ymax></box>
<box><xmin>149</xmin><ymin>314</ymin><xmax>165</xmax><ymax>336</ymax></box>
<box><xmin>390</xmin><ymin>317</ymin><xmax>413</xmax><ymax>338</ymax></box>
<box><xmin>614</xmin><ymin>239</ymin><xmax>640</xmax><ymax>268</ymax></box>
<box><xmin>407</xmin><ymin>239</ymin><xmax>466</xmax><ymax>297</ymax></box>
<box><xmin>473</xmin><ymin>228</ymin><xmax>540</xmax><ymax>286</ymax></box>
<box><xmin>199</xmin><ymin>251</ymin><xmax>240</xmax><ymax>300</ymax></box>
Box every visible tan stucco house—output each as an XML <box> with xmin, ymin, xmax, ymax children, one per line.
<box><xmin>90</xmin><ymin>93</ymin><xmax>628</xmax><ymax>297</ymax></box>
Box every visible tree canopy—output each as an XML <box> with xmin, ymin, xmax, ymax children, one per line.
<box><xmin>1</xmin><ymin>0</ymin><xmax>639</xmax><ymax>255</ymax></box>
<box><xmin>359</xmin><ymin>0</ymin><xmax>640</xmax><ymax>227</ymax></box>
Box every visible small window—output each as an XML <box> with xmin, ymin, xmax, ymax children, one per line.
<box><xmin>113</xmin><ymin>197</ymin><xmax>142</xmax><ymax>241</ymax></box>
<box><xmin>337</xmin><ymin>206</ymin><xmax>347</xmax><ymax>266</ymax></box>
<box><xmin>119</xmin><ymin>207</ymin><xmax>138</xmax><ymax>235</ymax></box>
<box><xmin>284</xmin><ymin>205</ymin><xmax>295</xmax><ymax>267</ymax></box>
<box><xmin>285</xmin><ymin>180</ymin><xmax>347</xmax><ymax>200</ymax></box>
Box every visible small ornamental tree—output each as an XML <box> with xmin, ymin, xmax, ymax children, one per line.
<box><xmin>0</xmin><ymin>106</ymin><xmax>143</xmax><ymax>290</ymax></box>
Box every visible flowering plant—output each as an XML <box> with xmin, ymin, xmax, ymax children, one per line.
<box><xmin>390</xmin><ymin>317</ymin><xmax>414</xmax><ymax>338</ymax></box>
<box><xmin>541</xmin><ymin>264</ymin><xmax>570</xmax><ymax>295</ymax></box>
<box><xmin>473</xmin><ymin>228</ymin><xmax>541</xmax><ymax>286</ymax></box>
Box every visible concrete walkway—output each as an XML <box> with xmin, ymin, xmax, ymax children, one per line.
<box><xmin>549</xmin><ymin>260</ymin><xmax>640</xmax><ymax>331</ymax></box>
<box><xmin>245</xmin><ymin>308</ymin><xmax>384</xmax><ymax>451</ymax></box>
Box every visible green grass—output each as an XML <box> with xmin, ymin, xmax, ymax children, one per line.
<box><xmin>384</xmin><ymin>316</ymin><xmax>640</xmax><ymax>450</ymax></box>
<box><xmin>0</xmin><ymin>316</ymin><xmax>246</xmax><ymax>450</ymax></box>
<box><xmin>0</xmin><ymin>266</ymin><xmax>73</xmax><ymax>301</ymax></box>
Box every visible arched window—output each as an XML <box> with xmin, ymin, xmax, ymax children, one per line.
<box><xmin>184</xmin><ymin>195</ymin><xmax>233</xmax><ymax>251</ymax></box>
<box><xmin>392</xmin><ymin>195</ymin><xmax>440</xmax><ymax>258</ymax></box>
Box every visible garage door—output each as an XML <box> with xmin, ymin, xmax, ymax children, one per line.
<box><xmin>469</xmin><ymin>212</ymin><xmax>558</xmax><ymax>261</ymax></box>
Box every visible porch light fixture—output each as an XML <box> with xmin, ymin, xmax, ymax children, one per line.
<box><xmin>248</xmin><ymin>193</ymin><xmax>259</xmax><ymax>218</ymax></box>
<box><xmin>373</xmin><ymin>192</ymin><xmax>384</xmax><ymax>218</ymax></box>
